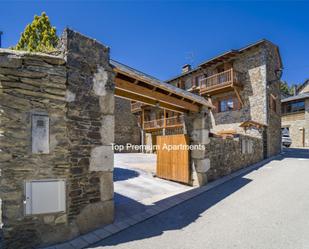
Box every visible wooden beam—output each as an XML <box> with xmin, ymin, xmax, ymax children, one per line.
<box><xmin>113</xmin><ymin>68</ymin><xmax>209</xmax><ymax>108</ymax></box>
<box><xmin>233</xmin><ymin>86</ymin><xmax>244</xmax><ymax>107</ymax></box>
<box><xmin>115</xmin><ymin>88</ymin><xmax>186</xmax><ymax>113</ymax></box>
<box><xmin>115</xmin><ymin>77</ymin><xmax>199</xmax><ymax>112</ymax></box>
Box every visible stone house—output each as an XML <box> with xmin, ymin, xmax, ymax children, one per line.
<box><xmin>281</xmin><ymin>80</ymin><xmax>309</xmax><ymax>147</ymax></box>
<box><xmin>0</xmin><ymin>29</ymin><xmax>283</xmax><ymax>248</ymax></box>
<box><xmin>134</xmin><ymin>40</ymin><xmax>283</xmax><ymax>158</ymax></box>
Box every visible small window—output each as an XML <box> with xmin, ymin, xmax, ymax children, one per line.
<box><xmin>242</xmin><ymin>139</ymin><xmax>253</xmax><ymax>154</ymax></box>
<box><xmin>218</xmin><ymin>97</ymin><xmax>238</xmax><ymax>112</ymax></box>
<box><xmin>194</xmin><ymin>75</ymin><xmax>203</xmax><ymax>87</ymax></box>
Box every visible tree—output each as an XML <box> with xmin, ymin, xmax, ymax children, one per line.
<box><xmin>280</xmin><ymin>81</ymin><xmax>290</xmax><ymax>95</ymax></box>
<box><xmin>15</xmin><ymin>12</ymin><xmax>58</xmax><ymax>52</ymax></box>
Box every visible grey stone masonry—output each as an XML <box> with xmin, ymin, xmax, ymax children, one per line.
<box><xmin>0</xmin><ymin>49</ymin><xmax>69</xmax><ymax>248</ymax></box>
<box><xmin>0</xmin><ymin>29</ymin><xmax>116</xmax><ymax>249</ymax></box>
<box><xmin>184</xmin><ymin>107</ymin><xmax>211</xmax><ymax>186</ymax></box>
<box><xmin>61</xmin><ymin>29</ymin><xmax>115</xmax><ymax>235</ymax></box>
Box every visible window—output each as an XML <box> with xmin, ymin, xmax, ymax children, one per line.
<box><xmin>177</xmin><ymin>80</ymin><xmax>185</xmax><ymax>89</ymax></box>
<box><xmin>282</xmin><ymin>100</ymin><xmax>305</xmax><ymax>114</ymax></box>
<box><xmin>194</xmin><ymin>75</ymin><xmax>203</xmax><ymax>87</ymax></box>
<box><xmin>242</xmin><ymin>139</ymin><xmax>253</xmax><ymax>154</ymax></box>
<box><xmin>217</xmin><ymin>97</ymin><xmax>238</xmax><ymax>112</ymax></box>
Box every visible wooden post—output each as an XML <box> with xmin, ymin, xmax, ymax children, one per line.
<box><xmin>164</xmin><ymin>109</ymin><xmax>166</xmax><ymax>128</ymax></box>
<box><xmin>142</xmin><ymin>108</ymin><xmax>145</xmax><ymax>130</ymax></box>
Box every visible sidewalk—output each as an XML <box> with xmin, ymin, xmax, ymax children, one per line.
<box><xmin>45</xmin><ymin>155</ymin><xmax>281</xmax><ymax>249</ymax></box>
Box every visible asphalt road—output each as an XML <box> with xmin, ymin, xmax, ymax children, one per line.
<box><xmin>91</xmin><ymin>149</ymin><xmax>309</xmax><ymax>249</ymax></box>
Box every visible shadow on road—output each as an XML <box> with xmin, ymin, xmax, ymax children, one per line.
<box><xmin>90</xmin><ymin>150</ymin><xmax>309</xmax><ymax>248</ymax></box>
<box><xmin>281</xmin><ymin>148</ymin><xmax>309</xmax><ymax>159</ymax></box>
<box><xmin>91</xmin><ymin>176</ymin><xmax>252</xmax><ymax>247</ymax></box>
<box><xmin>113</xmin><ymin>167</ymin><xmax>140</xmax><ymax>182</ymax></box>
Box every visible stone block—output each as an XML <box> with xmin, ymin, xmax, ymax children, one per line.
<box><xmin>43</xmin><ymin>215</ymin><xmax>55</xmax><ymax>224</ymax></box>
<box><xmin>81</xmin><ymin>232</ymin><xmax>100</xmax><ymax>244</ymax></box>
<box><xmin>192</xmin><ymin>172</ymin><xmax>208</xmax><ymax>187</ymax></box>
<box><xmin>100</xmin><ymin>172</ymin><xmax>114</xmax><ymax>201</ymax></box>
<box><xmin>93</xmin><ymin>67</ymin><xmax>110</xmax><ymax>96</ymax></box>
<box><xmin>193</xmin><ymin>116</ymin><xmax>208</xmax><ymax>130</ymax></box>
<box><xmin>69</xmin><ymin>237</ymin><xmax>89</xmax><ymax>249</ymax></box>
<box><xmin>191</xmin><ymin>147</ymin><xmax>207</xmax><ymax>160</ymax></box>
<box><xmin>195</xmin><ymin>158</ymin><xmax>210</xmax><ymax>173</ymax></box>
<box><xmin>65</xmin><ymin>90</ymin><xmax>76</xmax><ymax>102</ymax></box>
<box><xmin>99</xmin><ymin>94</ymin><xmax>114</xmax><ymax>115</ymax></box>
<box><xmin>90</xmin><ymin>145</ymin><xmax>114</xmax><ymax>171</ymax></box>
<box><xmin>190</xmin><ymin>129</ymin><xmax>210</xmax><ymax>145</ymax></box>
<box><xmin>0</xmin><ymin>55</ymin><xmax>22</xmax><ymax>68</ymax></box>
<box><xmin>55</xmin><ymin>214</ymin><xmax>67</xmax><ymax>224</ymax></box>
<box><xmin>93</xmin><ymin>228</ymin><xmax>112</xmax><ymax>240</ymax></box>
<box><xmin>76</xmin><ymin>200</ymin><xmax>114</xmax><ymax>234</ymax></box>
<box><xmin>100</xmin><ymin>115</ymin><xmax>114</xmax><ymax>145</ymax></box>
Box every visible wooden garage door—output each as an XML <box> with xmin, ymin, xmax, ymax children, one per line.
<box><xmin>156</xmin><ymin>134</ymin><xmax>190</xmax><ymax>184</ymax></box>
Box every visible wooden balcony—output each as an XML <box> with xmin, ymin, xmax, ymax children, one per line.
<box><xmin>143</xmin><ymin>115</ymin><xmax>184</xmax><ymax>131</ymax></box>
<box><xmin>199</xmin><ymin>68</ymin><xmax>243</xmax><ymax>95</ymax></box>
<box><xmin>131</xmin><ymin>101</ymin><xmax>145</xmax><ymax>113</ymax></box>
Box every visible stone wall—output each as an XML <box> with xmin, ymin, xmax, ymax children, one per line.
<box><xmin>206</xmin><ymin>135</ymin><xmax>263</xmax><ymax>181</ymax></box>
<box><xmin>61</xmin><ymin>29</ymin><xmax>115</xmax><ymax>234</ymax></box>
<box><xmin>265</xmin><ymin>43</ymin><xmax>282</xmax><ymax>157</ymax></box>
<box><xmin>114</xmin><ymin>97</ymin><xmax>140</xmax><ymax>151</ymax></box>
<box><xmin>184</xmin><ymin>108</ymin><xmax>211</xmax><ymax>186</ymax></box>
<box><xmin>0</xmin><ymin>49</ymin><xmax>69</xmax><ymax>248</ymax></box>
<box><xmin>0</xmin><ymin>29</ymin><xmax>116</xmax><ymax>248</ymax></box>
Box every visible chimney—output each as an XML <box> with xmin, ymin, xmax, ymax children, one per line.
<box><xmin>182</xmin><ymin>64</ymin><xmax>191</xmax><ymax>74</ymax></box>
<box><xmin>0</xmin><ymin>31</ymin><xmax>3</xmax><ymax>48</ymax></box>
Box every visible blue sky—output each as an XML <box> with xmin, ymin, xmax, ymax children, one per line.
<box><xmin>1</xmin><ymin>1</ymin><xmax>308</xmax><ymax>85</ymax></box>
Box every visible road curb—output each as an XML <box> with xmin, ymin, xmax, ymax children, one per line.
<box><xmin>48</xmin><ymin>154</ymin><xmax>281</xmax><ymax>249</ymax></box>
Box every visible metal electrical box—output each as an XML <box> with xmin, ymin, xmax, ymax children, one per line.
<box><xmin>25</xmin><ymin>180</ymin><xmax>66</xmax><ymax>215</ymax></box>
<box><xmin>32</xmin><ymin>114</ymin><xmax>49</xmax><ymax>154</ymax></box>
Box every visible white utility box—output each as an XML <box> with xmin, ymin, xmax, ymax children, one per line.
<box><xmin>25</xmin><ymin>180</ymin><xmax>66</xmax><ymax>215</ymax></box>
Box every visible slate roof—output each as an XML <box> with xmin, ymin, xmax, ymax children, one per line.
<box><xmin>110</xmin><ymin>59</ymin><xmax>213</xmax><ymax>108</ymax></box>
<box><xmin>166</xmin><ymin>39</ymin><xmax>282</xmax><ymax>83</ymax></box>
<box><xmin>281</xmin><ymin>93</ymin><xmax>309</xmax><ymax>103</ymax></box>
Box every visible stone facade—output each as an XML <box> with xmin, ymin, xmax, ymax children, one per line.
<box><xmin>0</xmin><ymin>29</ymin><xmax>115</xmax><ymax>248</ymax></box>
<box><xmin>0</xmin><ymin>50</ymin><xmax>70</xmax><ymax>248</ymax></box>
<box><xmin>61</xmin><ymin>29</ymin><xmax>115</xmax><ymax>234</ymax></box>
<box><xmin>206</xmin><ymin>135</ymin><xmax>263</xmax><ymax>181</ymax></box>
<box><xmin>184</xmin><ymin>107</ymin><xmax>211</xmax><ymax>186</ymax></box>
<box><xmin>168</xmin><ymin>41</ymin><xmax>282</xmax><ymax>158</ymax></box>
<box><xmin>114</xmin><ymin>97</ymin><xmax>140</xmax><ymax>151</ymax></box>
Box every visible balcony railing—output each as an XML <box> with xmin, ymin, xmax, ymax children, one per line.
<box><xmin>143</xmin><ymin>115</ymin><xmax>184</xmax><ymax>131</ymax></box>
<box><xmin>199</xmin><ymin>68</ymin><xmax>243</xmax><ymax>95</ymax></box>
<box><xmin>131</xmin><ymin>101</ymin><xmax>145</xmax><ymax>113</ymax></box>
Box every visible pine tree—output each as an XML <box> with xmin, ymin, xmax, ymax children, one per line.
<box><xmin>15</xmin><ymin>12</ymin><xmax>58</xmax><ymax>52</ymax></box>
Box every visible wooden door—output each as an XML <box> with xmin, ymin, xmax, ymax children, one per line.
<box><xmin>156</xmin><ymin>134</ymin><xmax>190</xmax><ymax>184</ymax></box>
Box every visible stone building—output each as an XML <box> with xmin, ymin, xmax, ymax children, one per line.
<box><xmin>281</xmin><ymin>80</ymin><xmax>309</xmax><ymax>147</ymax></box>
<box><xmin>0</xmin><ymin>29</ymin><xmax>283</xmax><ymax>249</ymax></box>
<box><xmin>135</xmin><ymin>40</ymin><xmax>283</xmax><ymax>159</ymax></box>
